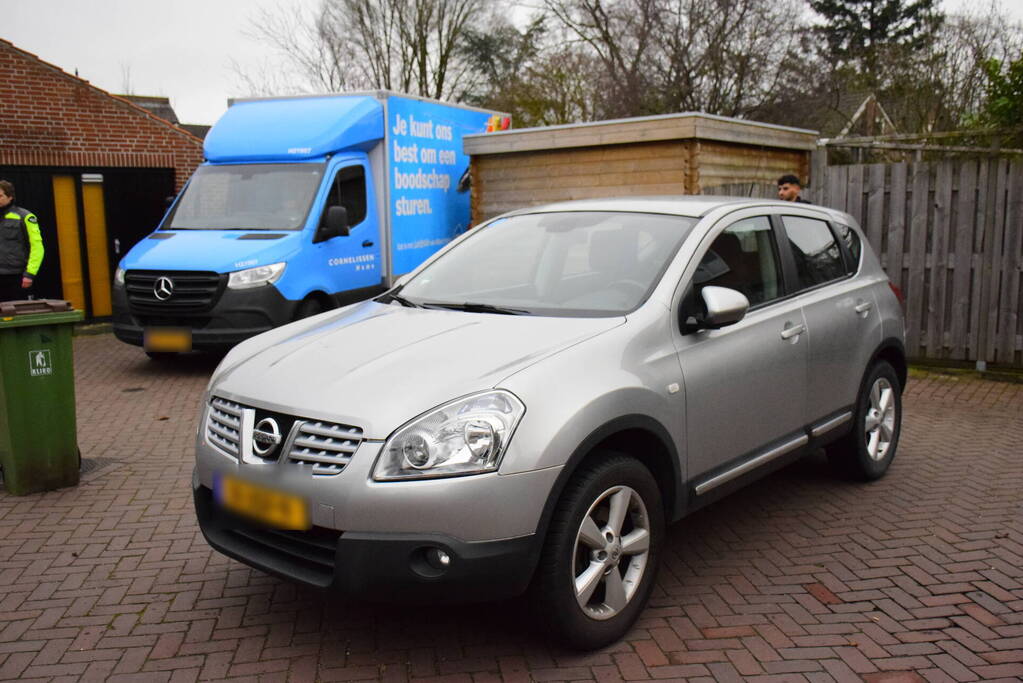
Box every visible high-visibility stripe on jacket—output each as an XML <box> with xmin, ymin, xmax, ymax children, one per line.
<box><xmin>0</xmin><ymin>206</ymin><xmax>44</xmax><ymax>278</ymax></box>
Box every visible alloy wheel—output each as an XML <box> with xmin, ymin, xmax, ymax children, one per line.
<box><xmin>864</xmin><ymin>377</ymin><xmax>896</xmax><ymax>461</ymax></box>
<box><xmin>572</xmin><ymin>485</ymin><xmax>651</xmax><ymax>620</ymax></box>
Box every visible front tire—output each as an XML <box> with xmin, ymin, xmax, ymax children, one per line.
<box><xmin>828</xmin><ymin>361</ymin><xmax>902</xmax><ymax>480</ymax></box>
<box><xmin>533</xmin><ymin>453</ymin><xmax>664</xmax><ymax>650</ymax></box>
<box><xmin>294</xmin><ymin>297</ymin><xmax>325</xmax><ymax>321</ymax></box>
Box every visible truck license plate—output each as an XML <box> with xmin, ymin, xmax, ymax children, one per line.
<box><xmin>215</xmin><ymin>474</ymin><xmax>310</xmax><ymax>530</ymax></box>
<box><xmin>144</xmin><ymin>327</ymin><xmax>192</xmax><ymax>352</ymax></box>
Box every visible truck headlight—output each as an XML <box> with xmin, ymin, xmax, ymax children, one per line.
<box><xmin>228</xmin><ymin>262</ymin><xmax>286</xmax><ymax>289</ymax></box>
<box><xmin>374</xmin><ymin>390</ymin><xmax>525</xmax><ymax>480</ymax></box>
<box><xmin>114</xmin><ymin>267</ymin><xmax>125</xmax><ymax>286</ymax></box>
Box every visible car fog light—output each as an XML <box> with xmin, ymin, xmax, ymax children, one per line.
<box><xmin>427</xmin><ymin>548</ymin><xmax>451</xmax><ymax>569</ymax></box>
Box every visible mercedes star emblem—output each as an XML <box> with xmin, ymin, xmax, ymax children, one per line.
<box><xmin>153</xmin><ymin>276</ymin><xmax>174</xmax><ymax>301</ymax></box>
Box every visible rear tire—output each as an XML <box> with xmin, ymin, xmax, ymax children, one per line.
<box><xmin>532</xmin><ymin>452</ymin><xmax>664</xmax><ymax>650</ymax></box>
<box><xmin>828</xmin><ymin>361</ymin><xmax>902</xmax><ymax>480</ymax></box>
<box><xmin>145</xmin><ymin>351</ymin><xmax>176</xmax><ymax>361</ymax></box>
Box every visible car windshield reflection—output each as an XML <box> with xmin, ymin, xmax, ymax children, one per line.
<box><xmin>397</xmin><ymin>211</ymin><xmax>698</xmax><ymax>316</ymax></box>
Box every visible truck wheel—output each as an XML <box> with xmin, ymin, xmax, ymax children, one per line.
<box><xmin>827</xmin><ymin>361</ymin><xmax>902</xmax><ymax>480</ymax></box>
<box><xmin>533</xmin><ymin>452</ymin><xmax>664</xmax><ymax>650</ymax></box>
<box><xmin>145</xmin><ymin>351</ymin><xmax>176</xmax><ymax>361</ymax></box>
<box><xmin>294</xmin><ymin>297</ymin><xmax>324</xmax><ymax>321</ymax></box>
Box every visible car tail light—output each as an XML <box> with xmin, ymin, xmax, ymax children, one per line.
<box><xmin>889</xmin><ymin>281</ymin><xmax>905</xmax><ymax>307</ymax></box>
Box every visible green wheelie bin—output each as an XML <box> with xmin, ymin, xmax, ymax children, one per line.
<box><xmin>0</xmin><ymin>299</ymin><xmax>84</xmax><ymax>496</ymax></box>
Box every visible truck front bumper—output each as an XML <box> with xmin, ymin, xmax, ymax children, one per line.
<box><xmin>112</xmin><ymin>282</ymin><xmax>296</xmax><ymax>350</ymax></box>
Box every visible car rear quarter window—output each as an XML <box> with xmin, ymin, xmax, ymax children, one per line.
<box><xmin>781</xmin><ymin>216</ymin><xmax>847</xmax><ymax>289</ymax></box>
<box><xmin>834</xmin><ymin>223</ymin><xmax>862</xmax><ymax>274</ymax></box>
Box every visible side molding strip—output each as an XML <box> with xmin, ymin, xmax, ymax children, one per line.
<box><xmin>810</xmin><ymin>411</ymin><xmax>853</xmax><ymax>438</ymax></box>
<box><xmin>694</xmin><ymin>434</ymin><xmax>809</xmax><ymax>496</ymax></box>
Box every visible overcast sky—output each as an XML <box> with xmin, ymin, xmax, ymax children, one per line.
<box><xmin>3</xmin><ymin>0</ymin><xmax>1021</xmax><ymax>127</ymax></box>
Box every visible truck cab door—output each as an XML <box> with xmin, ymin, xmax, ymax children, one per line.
<box><xmin>310</xmin><ymin>162</ymin><xmax>383</xmax><ymax>302</ymax></box>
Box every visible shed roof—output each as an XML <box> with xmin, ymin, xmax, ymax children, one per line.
<box><xmin>464</xmin><ymin>112</ymin><xmax>818</xmax><ymax>155</ymax></box>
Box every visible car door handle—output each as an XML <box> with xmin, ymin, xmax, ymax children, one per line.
<box><xmin>780</xmin><ymin>323</ymin><xmax>806</xmax><ymax>340</ymax></box>
<box><xmin>362</xmin><ymin>240</ymin><xmax>374</xmax><ymax>248</ymax></box>
<box><xmin>854</xmin><ymin>301</ymin><xmax>873</xmax><ymax>315</ymax></box>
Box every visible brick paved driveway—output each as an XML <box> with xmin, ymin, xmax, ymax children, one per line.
<box><xmin>1</xmin><ymin>333</ymin><xmax>1021</xmax><ymax>682</ymax></box>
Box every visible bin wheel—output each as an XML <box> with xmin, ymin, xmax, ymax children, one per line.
<box><xmin>145</xmin><ymin>351</ymin><xmax>176</xmax><ymax>361</ymax></box>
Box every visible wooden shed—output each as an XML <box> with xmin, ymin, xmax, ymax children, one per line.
<box><xmin>464</xmin><ymin>113</ymin><xmax>818</xmax><ymax>223</ymax></box>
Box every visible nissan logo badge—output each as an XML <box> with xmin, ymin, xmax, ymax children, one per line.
<box><xmin>153</xmin><ymin>276</ymin><xmax>174</xmax><ymax>301</ymax></box>
<box><xmin>252</xmin><ymin>418</ymin><xmax>282</xmax><ymax>456</ymax></box>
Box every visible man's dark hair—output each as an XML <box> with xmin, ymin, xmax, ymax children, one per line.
<box><xmin>0</xmin><ymin>180</ymin><xmax>14</xmax><ymax>200</ymax></box>
<box><xmin>777</xmin><ymin>174</ymin><xmax>801</xmax><ymax>187</ymax></box>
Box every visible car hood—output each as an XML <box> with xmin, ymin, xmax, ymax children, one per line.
<box><xmin>121</xmin><ymin>230</ymin><xmax>302</xmax><ymax>272</ymax></box>
<box><xmin>212</xmin><ymin>300</ymin><xmax>623</xmax><ymax>438</ymax></box>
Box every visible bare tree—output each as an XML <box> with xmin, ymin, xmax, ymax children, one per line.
<box><xmin>540</xmin><ymin>0</ymin><xmax>807</xmax><ymax>120</ymax></box>
<box><xmin>542</xmin><ymin>0</ymin><xmax>660</xmax><ymax>117</ymax></box>
<box><xmin>655</xmin><ymin>0</ymin><xmax>804</xmax><ymax>116</ymax></box>
<box><xmin>234</xmin><ymin>0</ymin><xmax>492</xmax><ymax>101</ymax></box>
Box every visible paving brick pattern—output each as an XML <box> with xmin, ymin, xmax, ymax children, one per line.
<box><xmin>2</xmin><ymin>335</ymin><xmax>1021</xmax><ymax>682</ymax></box>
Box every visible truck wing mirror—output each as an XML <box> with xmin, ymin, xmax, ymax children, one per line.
<box><xmin>315</xmin><ymin>205</ymin><xmax>350</xmax><ymax>243</ymax></box>
<box><xmin>698</xmin><ymin>286</ymin><xmax>749</xmax><ymax>329</ymax></box>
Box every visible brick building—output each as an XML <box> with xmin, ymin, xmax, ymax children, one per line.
<box><xmin>0</xmin><ymin>39</ymin><xmax>204</xmax><ymax>316</ymax></box>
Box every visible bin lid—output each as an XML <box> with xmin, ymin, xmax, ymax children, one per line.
<box><xmin>0</xmin><ymin>299</ymin><xmax>83</xmax><ymax>329</ymax></box>
<box><xmin>0</xmin><ymin>299</ymin><xmax>73</xmax><ymax>316</ymax></box>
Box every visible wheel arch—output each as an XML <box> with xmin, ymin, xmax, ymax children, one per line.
<box><xmin>533</xmin><ymin>415</ymin><xmax>683</xmax><ymax>548</ymax></box>
<box><xmin>870</xmin><ymin>337</ymin><xmax>907</xmax><ymax>391</ymax></box>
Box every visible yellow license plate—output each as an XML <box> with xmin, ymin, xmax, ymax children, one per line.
<box><xmin>216</xmin><ymin>474</ymin><xmax>310</xmax><ymax>530</ymax></box>
<box><xmin>144</xmin><ymin>327</ymin><xmax>192</xmax><ymax>352</ymax></box>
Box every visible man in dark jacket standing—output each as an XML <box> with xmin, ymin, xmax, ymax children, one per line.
<box><xmin>0</xmin><ymin>180</ymin><xmax>45</xmax><ymax>302</ymax></box>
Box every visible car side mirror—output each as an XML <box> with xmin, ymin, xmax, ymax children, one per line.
<box><xmin>315</xmin><ymin>205</ymin><xmax>350</xmax><ymax>243</ymax></box>
<box><xmin>685</xmin><ymin>286</ymin><xmax>749</xmax><ymax>332</ymax></box>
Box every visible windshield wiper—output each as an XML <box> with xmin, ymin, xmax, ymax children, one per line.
<box><xmin>420</xmin><ymin>301</ymin><xmax>532</xmax><ymax>315</ymax></box>
<box><xmin>376</xmin><ymin>287</ymin><xmax>421</xmax><ymax>308</ymax></box>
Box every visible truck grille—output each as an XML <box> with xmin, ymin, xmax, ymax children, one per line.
<box><xmin>205</xmin><ymin>397</ymin><xmax>362</xmax><ymax>475</ymax></box>
<box><xmin>207</xmin><ymin>398</ymin><xmax>242</xmax><ymax>458</ymax></box>
<box><xmin>125</xmin><ymin>270</ymin><xmax>224</xmax><ymax>313</ymax></box>
<box><xmin>288</xmin><ymin>421</ymin><xmax>363</xmax><ymax>476</ymax></box>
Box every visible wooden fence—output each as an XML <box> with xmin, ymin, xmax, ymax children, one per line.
<box><xmin>704</xmin><ymin>158</ymin><xmax>1023</xmax><ymax>368</ymax></box>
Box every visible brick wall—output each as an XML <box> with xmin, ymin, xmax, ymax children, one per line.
<box><xmin>0</xmin><ymin>40</ymin><xmax>204</xmax><ymax>190</ymax></box>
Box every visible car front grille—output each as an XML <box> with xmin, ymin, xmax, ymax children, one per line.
<box><xmin>205</xmin><ymin>397</ymin><xmax>363</xmax><ymax>475</ymax></box>
<box><xmin>226</xmin><ymin>524</ymin><xmax>341</xmax><ymax>587</ymax></box>
<box><xmin>125</xmin><ymin>270</ymin><xmax>224</xmax><ymax>313</ymax></box>
<box><xmin>288</xmin><ymin>421</ymin><xmax>363</xmax><ymax>476</ymax></box>
<box><xmin>207</xmin><ymin>397</ymin><xmax>242</xmax><ymax>458</ymax></box>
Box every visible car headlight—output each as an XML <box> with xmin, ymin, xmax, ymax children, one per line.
<box><xmin>374</xmin><ymin>390</ymin><xmax>525</xmax><ymax>480</ymax></box>
<box><xmin>114</xmin><ymin>267</ymin><xmax>125</xmax><ymax>286</ymax></box>
<box><xmin>228</xmin><ymin>262</ymin><xmax>286</xmax><ymax>289</ymax></box>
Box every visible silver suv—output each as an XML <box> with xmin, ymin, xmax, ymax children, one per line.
<box><xmin>194</xmin><ymin>197</ymin><xmax>905</xmax><ymax>649</ymax></box>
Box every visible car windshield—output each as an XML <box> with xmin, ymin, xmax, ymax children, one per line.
<box><xmin>164</xmin><ymin>163</ymin><xmax>324</xmax><ymax>230</ymax></box>
<box><xmin>398</xmin><ymin>211</ymin><xmax>698</xmax><ymax>316</ymax></box>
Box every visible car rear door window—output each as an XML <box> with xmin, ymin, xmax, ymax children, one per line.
<box><xmin>781</xmin><ymin>216</ymin><xmax>847</xmax><ymax>289</ymax></box>
<box><xmin>695</xmin><ymin>216</ymin><xmax>781</xmax><ymax>306</ymax></box>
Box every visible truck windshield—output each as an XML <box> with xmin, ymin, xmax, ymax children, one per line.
<box><xmin>399</xmin><ymin>211</ymin><xmax>698</xmax><ymax>316</ymax></box>
<box><xmin>164</xmin><ymin>164</ymin><xmax>325</xmax><ymax>230</ymax></box>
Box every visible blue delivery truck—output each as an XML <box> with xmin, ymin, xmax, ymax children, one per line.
<box><xmin>112</xmin><ymin>91</ymin><xmax>507</xmax><ymax>355</ymax></box>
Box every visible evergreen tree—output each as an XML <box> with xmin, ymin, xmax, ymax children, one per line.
<box><xmin>809</xmin><ymin>0</ymin><xmax>943</xmax><ymax>88</ymax></box>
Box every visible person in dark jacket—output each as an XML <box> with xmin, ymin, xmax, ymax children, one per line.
<box><xmin>0</xmin><ymin>180</ymin><xmax>44</xmax><ymax>301</ymax></box>
<box><xmin>777</xmin><ymin>174</ymin><xmax>811</xmax><ymax>203</ymax></box>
